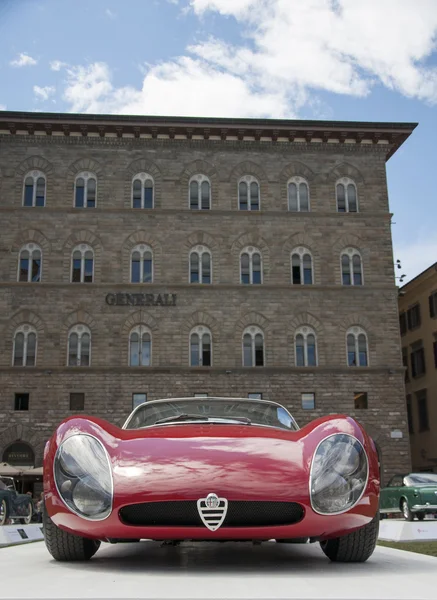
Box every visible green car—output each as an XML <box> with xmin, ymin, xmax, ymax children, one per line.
<box><xmin>380</xmin><ymin>473</ymin><xmax>437</xmax><ymax>521</ymax></box>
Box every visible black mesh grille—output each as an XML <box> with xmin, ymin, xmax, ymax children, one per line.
<box><xmin>119</xmin><ymin>500</ymin><xmax>304</xmax><ymax>527</ymax></box>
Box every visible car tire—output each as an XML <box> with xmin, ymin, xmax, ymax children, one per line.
<box><xmin>320</xmin><ymin>512</ymin><xmax>379</xmax><ymax>563</ymax></box>
<box><xmin>401</xmin><ymin>499</ymin><xmax>413</xmax><ymax>521</ymax></box>
<box><xmin>0</xmin><ymin>499</ymin><xmax>8</xmax><ymax>526</ymax></box>
<box><xmin>19</xmin><ymin>502</ymin><xmax>33</xmax><ymax>525</ymax></box>
<box><xmin>417</xmin><ymin>512</ymin><xmax>425</xmax><ymax>521</ymax></box>
<box><xmin>43</xmin><ymin>503</ymin><xmax>100</xmax><ymax>561</ymax></box>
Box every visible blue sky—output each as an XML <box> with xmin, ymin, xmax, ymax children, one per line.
<box><xmin>1</xmin><ymin>0</ymin><xmax>437</xmax><ymax>283</ymax></box>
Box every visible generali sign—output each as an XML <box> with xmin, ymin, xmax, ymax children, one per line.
<box><xmin>105</xmin><ymin>293</ymin><xmax>177</xmax><ymax>307</ymax></box>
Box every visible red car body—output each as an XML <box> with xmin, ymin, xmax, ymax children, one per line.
<box><xmin>43</xmin><ymin>409</ymin><xmax>380</xmax><ymax>544</ymax></box>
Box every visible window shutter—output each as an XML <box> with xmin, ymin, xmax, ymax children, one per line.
<box><xmin>429</xmin><ymin>294</ymin><xmax>436</xmax><ymax>318</ymax></box>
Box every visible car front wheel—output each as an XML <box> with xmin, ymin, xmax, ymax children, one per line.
<box><xmin>0</xmin><ymin>499</ymin><xmax>8</xmax><ymax>526</ymax></box>
<box><xmin>43</xmin><ymin>503</ymin><xmax>100</xmax><ymax>561</ymax></box>
<box><xmin>320</xmin><ymin>513</ymin><xmax>379</xmax><ymax>563</ymax></box>
<box><xmin>401</xmin><ymin>499</ymin><xmax>413</xmax><ymax>521</ymax></box>
<box><xmin>417</xmin><ymin>512</ymin><xmax>425</xmax><ymax>521</ymax></box>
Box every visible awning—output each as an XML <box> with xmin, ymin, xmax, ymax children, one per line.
<box><xmin>20</xmin><ymin>467</ymin><xmax>43</xmax><ymax>477</ymax></box>
<box><xmin>0</xmin><ymin>462</ymin><xmax>23</xmax><ymax>476</ymax></box>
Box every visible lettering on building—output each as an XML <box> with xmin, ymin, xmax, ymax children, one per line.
<box><xmin>105</xmin><ymin>293</ymin><xmax>177</xmax><ymax>307</ymax></box>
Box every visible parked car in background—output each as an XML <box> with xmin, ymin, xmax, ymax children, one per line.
<box><xmin>380</xmin><ymin>473</ymin><xmax>437</xmax><ymax>520</ymax></box>
<box><xmin>43</xmin><ymin>396</ymin><xmax>380</xmax><ymax>563</ymax></box>
<box><xmin>0</xmin><ymin>476</ymin><xmax>33</xmax><ymax>525</ymax></box>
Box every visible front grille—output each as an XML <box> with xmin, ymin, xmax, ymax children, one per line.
<box><xmin>119</xmin><ymin>500</ymin><xmax>304</xmax><ymax>528</ymax></box>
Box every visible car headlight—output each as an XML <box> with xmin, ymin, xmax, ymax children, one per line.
<box><xmin>310</xmin><ymin>433</ymin><xmax>368</xmax><ymax>515</ymax></box>
<box><xmin>54</xmin><ymin>434</ymin><xmax>113</xmax><ymax>520</ymax></box>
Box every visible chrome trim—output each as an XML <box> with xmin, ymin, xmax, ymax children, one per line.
<box><xmin>309</xmin><ymin>432</ymin><xmax>369</xmax><ymax>516</ymax></box>
<box><xmin>122</xmin><ymin>396</ymin><xmax>299</xmax><ymax>431</ymax></box>
<box><xmin>412</xmin><ymin>504</ymin><xmax>437</xmax><ymax>511</ymax></box>
<box><xmin>53</xmin><ymin>433</ymin><xmax>114</xmax><ymax>522</ymax></box>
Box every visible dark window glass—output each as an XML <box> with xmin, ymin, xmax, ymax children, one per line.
<box><xmin>84</xmin><ymin>252</ymin><xmax>93</xmax><ymax>283</ymax></box>
<box><xmin>133</xmin><ymin>393</ymin><xmax>147</xmax><ymax>409</ymax></box>
<box><xmin>296</xmin><ymin>334</ymin><xmax>305</xmax><ymax>366</ymax></box>
<box><xmin>250</xmin><ymin>181</ymin><xmax>259</xmax><ymax>210</ymax></box>
<box><xmin>299</xmin><ymin>183</ymin><xmax>309</xmax><ymax>211</ymax></box>
<box><xmin>26</xmin><ymin>333</ymin><xmax>36</xmax><ymax>366</ymax></box>
<box><xmin>352</xmin><ymin>255</ymin><xmax>362</xmax><ymax>285</ymax></box>
<box><xmin>417</xmin><ymin>390</ymin><xmax>429</xmax><ymax>432</ymax></box>
<box><xmin>302</xmin><ymin>393</ymin><xmax>315</xmax><ymax>410</ymax></box>
<box><xmin>254</xmin><ymin>333</ymin><xmax>264</xmax><ymax>366</ymax></box>
<box><xmin>399</xmin><ymin>312</ymin><xmax>407</xmax><ymax>336</ymax></box>
<box><xmin>141</xmin><ymin>334</ymin><xmax>151</xmax><ymax>366</ymax></box>
<box><xmin>202</xmin><ymin>333</ymin><xmax>211</xmax><ymax>366</ymax></box>
<box><xmin>358</xmin><ymin>333</ymin><xmax>368</xmax><ymax>366</ymax></box>
<box><xmin>433</xmin><ymin>340</ymin><xmax>437</xmax><ymax>369</ymax></box>
<box><xmin>288</xmin><ymin>182</ymin><xmax>298</xmax><ymax>211</ymax></box>
<box><xmin>24</xmin><ymin>179</ymin><xmax>34</xmax><ymax>206</ymax></box>
<box><xmin>131</xmin><ymin>252</ymin><xmax>141</xmax><ymax>283</ymax></box>
<box><xmin>239</xmin><ymin>182</ymin><xmax>248</xmax><ymax>210</ymax></box>
<box><xmin>35</xmin><ymin>177</ymin><xmax>45</xmax><ymax>207</ymax></box>
<box><xmin>248</xmin><ymin>393</ymin><xmax>262</xmax><ymax>399</ymax></box>
<box><xmin>429</xmin><ymin>292</ymin><xmax>437</xmax><ymax>318</ymax></box>
<box><xmin>292</xmin><ymin>254</ymin><xmax>301</xmax><ymax>284</ymax></box>
<box><xmin>347</xmin><ymin>334</ymin><xmax>356</xmax><ymax>366</ymax></box>
<box><xmin>70</xmin><ymin>393</ymin><xmax>85</xmax><ymax>411</ymax></box>
<box><xmin>190</xmin><ymin>253</ymin><xmax>199</xmax><ymax>283</ymax></box>
<box><xmin>411</xmin><ymin>345</ymin><xmax>426</xmax><ymax>377</ymax></box>
<box><xmin>407</xmin><ymin>304</ymin><xmax>421</xmax><ymax>330</ymax></box>
<box><xmin>86</xmin><ymin>178</ymin><xmax>96</xmax><ymax>208</ymax></box>
<box><xmin>14</xmin><ymin>393</ymin><xmax>29</xmax><ymax>411</ymax></box>
<box><xmin>19</xmin><ymin>253</ymin><xmax>29</xmax><ymax>282</ymax></box>
<box><xmin>402</xmin><ymin>347</ymin><xmax>409</xmax><ymax>382</ymax></box>
<box><xmin>143</xmin><ymin>256</ymin><xmax>152</xmax><ymax>283</ymax></box>
<box><xmin>14</xmin><ymin>333</ymin><xmax>24</xmax><ymax>366</ymax></box>
<box><xmin>243</xmin><ymin>334</ymin><xmax>252</xmax><ymax>366</ymax></box>
<box><xmin>354</xmin><ymin>392</ymin><xmax>368</xmax><ymax>409</ymax></box>
<box><xmin>68</xmin><ymin>333</ymin><xmax>78</xmax><ymax>366</ymax></box>
<box><xmin>252</xmin><ymin>253</ymin><xmax>261</xmax><ymax>284</ymax></box>
<box><xmin>81</xmin><ymin>334</ymin><xmax>90</xmax><ymax>366</ymax></box>
<box><xmin>75</xmin><ymin>178</ymin><xmax>85</xmax><ymax>207</ymax></box>
<box><xmin>202</xmin><ymin>253</ymin><xmax>211</xmax><ymax>284</ymax></box>
<box><xmin>241</xmin><ymin>253</ymin><xmax>250</xmax><ymax>284</ymax></box>
<box><xmin>342</xmin><ymin>254</ymin><xmax>351</xmax><ymax>285</ymax></box>
<box><xmin>190</xmin><ymin>333</ymin><xmax>200</xmax><ymax>366</ymax></box>
<box><xmin>132</xmin><ymin>179</ymin><xmax>142</xmax><ymax>208</ymax></box>
<box><xmin>130</xmin><ymin>332</ymin><xmax>140</xmax><ymax>366</ymax></box>
<box><xmin>303</xmin><ymin>254</ymin><xmax>312</xmax><ymax>284</ymax></box>
<box><xmin>406</xmin><ymin>394</ymin><xmax>413</xmax><ymax>434</ymax></box>
<box><xmin>190</xmin><ymin>181</ymin><xmax>198</xmax><ymax>209</ymax></box>
<box><xmin>144</xmin><ymin>180</ymin><xmax>153</xmax><ymax>209</ymax></box>
<box><xmin>336</xmin><ymin>183</ymin><xmax>346</xmax><ymax>212</ymax></box>
<box><xmin>347</xmin><ymin>184</ymin><xmax>357</xmax><ymax>212</ymax></box>
<box><xmin>72</xmin><ymin>256</ymin><xmax>81</xmax><ymax>282</ymax></box>
<box><xmin>31</xmin><ymin>253</ymin><xmax>41</xmax><ymax>282</ymax></box>
<box><xmin>307</xmin><ymin>334</ymin><xmax>316</xmax><ymax>366</ymax></box>
<box><xmin>201</xmin><ymin>181</ymin><xmax>210</xmax><ymax>210</ymax></box>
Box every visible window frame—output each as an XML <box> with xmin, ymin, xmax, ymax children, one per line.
<box><xmin>295</xmin><ymin>326</ymin><xmax>318</xmax><ymax>367</ymax></box>
<box><xmin>407</xmin><ymin>303</ymin><xmax>421</xmax><ymax>330</ymax></box>
<box><xmin>17</xmin><ymin>243</ymin><xmax>42</xmax><ymax>283</ymax></box>
<box><xmin>131</xmin><ymin>172</ymin><xmax>154</xmax><ymax>209</ymax></box>
<box><xmin>336</xmin><ymin>177</ymin><xmax>359</xmax><ymax>213</ymax></box>
<box><xmin>340</xmin><ymin>248</ymin><xmax>363</xmax><ymax>286</ymax></box>
<box><xmin>67</xmin><ymin>324</ymin><xmax>92</xmax><ymax>367</ymax></box>
<box><xmin>410</xmin><ymin>341</ymin><xmax>426</xmax><ymax>378</ymax></box>
<box><xmin>74</xmin><ymin>171</ymin><xmax>97</xmax><ymax>208</ymax></box>
<box><xmin>130</xmin><ymin>244</ymin><xmax>153</xmax><ymax>283</ymax></box>
<box><xmin>287</xmin><ymin>176</ymin><xmax>310</xmax><ymax>212</ymax></box>
<box><xmin>240</xmin><ymin>246</ymin><xmax>263</xmax><ymax>285</ymax></box>
<box><xmin>189</xmin><ymin>325</ymin><xmax>212</xmax><ymax>367</ymax></box>
<box><xmin>242</xmin><ymin>326</ymin><xmax>265</xmax><ymax>367</ymax></box>
<box><xmin>291</xmin><ymin>247</ymin><xmax>313</xmax><ymax>285</ymax></box>
<box><xmin>188</xmin><ymin>174</ymin><xmax>211</xmax><ymax>210</ymax></box>
<box><xmin>22</xmin><ymin>170</ymin><xmax>46</xmax><ymax>207</ymax></box>
<box><xmin>128</xmin><ymin>325</ymin><xmax>152</xmax><ymax>367</ymax></box>
<box><xmin>238</xmin><ymin>176</ymin><xmax>260</xmax><ymax>211</ymax></box>
<box><xmin>346</xmin><ymin>326</ymin><xmax>369</xmax><ymax>367</ymax></box>
<box><xmin>189</xmin><ymin>245</ymin><xmax>212</xmax><ymax>284</ymax></box>
<box><xmin>12</xmin><ymin>324</ymin><xmax>37</xmax><ymax>367</ymax></box>
<box><xmin>71</xmin><ymin>244</ymin><xmax>94</xmax><ymax>283</ymax></box>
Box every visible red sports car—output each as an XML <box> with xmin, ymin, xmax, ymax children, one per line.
<box><xmin>43</xmin><ymin>396</ymin><xmax>380</xmax><ymax>562</ymax></box>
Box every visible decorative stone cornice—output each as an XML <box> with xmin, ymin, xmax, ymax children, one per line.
<box><xmin>0</xmin><ymin>111</ymin><xmax>417</xmax><ymax>161</ymax></box>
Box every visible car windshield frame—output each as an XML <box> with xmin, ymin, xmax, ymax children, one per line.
<box><xmin>405</xmin><ymin>473</ymin><xmax>437</xmax><ymax>486</ymax></box>
<box><xmin>123</xmin><ymin>397</ymin><xmax>298</xmax><ymax>432</ymax></box>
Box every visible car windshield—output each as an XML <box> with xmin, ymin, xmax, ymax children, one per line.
<box><xmin>0</xmin><ymin>477</ymin><xmax>15</xmax><ymax>491</ymax></box>
<box><xmin>124</xmin><ymin>398</ymin><xmax>298</xmax><ymax>431</ymax></box>
<box><xmin>406</xmin><ymin>474</ymin><xmax>437</xmax><ymax>486</ymax></box>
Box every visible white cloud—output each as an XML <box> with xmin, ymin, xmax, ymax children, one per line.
<box><xmin>59</xmin><ymin>0</ymin><xmax>437</xmax><ymax>117</ymax></box>
<box><xmin>50</xmin><ymin>60</ymin><xmax>67</xmax><ymax>71</ymax></box>
<box><xmin>105</xmin><ymin>8</ymin><xmax>116</xmax><ymax>19</ymax></box>
<box><xmin>10</xmin><ymin>53</ymin><xmax>37</xmax><ymax>67</ymax></box>
<box><xmin>33</xmin><ymin>85</ymin><xmax>56</xmax><ymax>101</ymax></box>
<box><xmin>394</xmin><ymin>237</ymin><xmax>437</xmax><ymax>284</ymax></box>
<box><xmin>0</xmin><ymin>104</ymin><xmax>6</xmax><ymax>110</ymax></box>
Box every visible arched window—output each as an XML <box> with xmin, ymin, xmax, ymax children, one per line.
<box><xmin>295</xmin><ymin>326</ymin><xmax>317</xmax><ymax>366</ymax></box>
<box><xmin>189</xmin><ymin>175</ymin><xmax>211</xmax><ymax>210</ymax></box>
<box><xmin>71</xmin><ymin>244</ymin><xmax>94</xmax><ymax>283</ymax></box>
<box><xmin>242</xmin><ymin>326</ymin><xmax>265</xmax><ymax>367</ymax></box>
<box><xmin>347</xmin><ymin>327</ymin><xmax>368</xmax><ymax>367</ymax></box>
<box><xmin>336</xmin><ymin>178</ymin><xmax>358</xmax><ymax>213</ymax></box>
<box><xmin>189</xmin><ymin>246</ymin><xmax>211</xmax><ymax>284</ymax></box>
<box><xmin>190</xmin><ymin>326</ymin><xmax>212</xmax><ymax>366</ymax></box>
<box><xmin>238</xmin><ymin>176</ymin><xmax>260</xmax><ymax>210</ymax></box>
<box><xmin>23</xmin><ymin>171</ymin><xmax>46</xmax><ymax>207</ymax></box>
<box><xmin>129</xmin><ymin>325</ymin><xmax>151</xmax><ymax>366</ymax></box>
<box><xmin>13</xmin><ymin>324</ymin><xmax>37</xmax><ymax>367</ymax></box>
<box><xmin>341</xmin><ymin>248</ymin><xmax>363</xmax><ymax>286</ymax></box>
<box><xmin>288</xmin><ymin>177</ymin><xmax>309</xmax><ymax>212</ymax></box>
<box><xmin>291</xmin><ymin>247</ymin><xmax>313</xmax><ymax>284</ymax></box>
<box><xmin>18</xmin><ymin>243</ymin><xmax>42</xmax><ymax>282</ymax></box>
<box><xmin>240</xmin><ymin>247</ymin><xmax>262</xmax><ymax>284</ymax></box>
<box><xmin>67</xmin><ymin>324</ymin><xmax>91</xmax><ymax>367</ymax></box>
<box><xmin>132</xmin><ymin>173</ymin><xmax>154</xmax><ymax>209</ymax></box>
<box><xmin>74</xmin><ymin>172</ymin><xmax>97</xmax><ymax>208</ymax></box>
<box><xmin>131</xmin><ymin>244</ymin><xmax>153</xmax><ymax>283</ymax></box>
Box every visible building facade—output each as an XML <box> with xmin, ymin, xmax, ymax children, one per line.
<box><xmin>0</xmin><ymin>111</ymin><xmax>416</xmax><ymax>483</ymax></box>
<box><xmin>399</xmin><ymin>262</ymin><xmax>437</xmax><ymax>473</ymax></box>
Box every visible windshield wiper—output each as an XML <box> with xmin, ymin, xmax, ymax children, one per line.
<box><xmin>154</xmin><ymin>414</ymin><xmax>251</xmax><ymax>425</ymax></box>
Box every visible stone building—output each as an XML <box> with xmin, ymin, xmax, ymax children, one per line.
<box><xmin>399</xmin><ymin>261</ymin><xmax>437</xmax><ymax>473</ymax></box>
<box><xmin>0</xmin><ymin>110</ymin><xmax>416</xmax><ymax>484</ymax></box>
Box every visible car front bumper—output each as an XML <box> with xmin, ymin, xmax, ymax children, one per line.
<box><xmin>412</xmin><ymin>504</ymin><xmax>437</xmax><ymax>512</ymax></box>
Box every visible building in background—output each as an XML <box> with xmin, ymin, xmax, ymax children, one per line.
<box><xmin>399</xmin><ymin>262</ymin><xmax>437</xmax><ymax>473</ymax></box>
<box><xmin>0</xmin><ymin>111</ymin><xmax>416</xmax><ymax>485</ymax></box>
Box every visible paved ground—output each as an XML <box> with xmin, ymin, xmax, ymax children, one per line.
<box><xmin>1</xmin><ymin>540</ymin><xmax>436</xmax><ymax>599</ymax></box>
